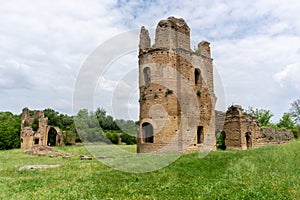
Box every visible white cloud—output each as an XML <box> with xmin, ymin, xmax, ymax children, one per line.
<box><xmin>0</xmin><ymin>0</ymin><xmax>299</xmax><ymax>122</ymax></box>
<box><xmin>273</xmin><ymin>63</ymin><xmax>300</xmax><ymax>91</ymax></box>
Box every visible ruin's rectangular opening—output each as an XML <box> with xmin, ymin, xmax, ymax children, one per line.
<box><xmin>197</xmin><ymin>126</ymin><xmax>204</xmax><ymax>144</ymax></box>
<box><xmin>34</xmin><ymin>138</ymin><xmax>39</xmax><ymax>145</ymax></box>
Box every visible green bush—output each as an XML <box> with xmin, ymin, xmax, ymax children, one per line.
<box><xmin>106</xmin><ymin>132</ymin><xmax>119</xmax><ymax>144</ymax></box>
<box><xmin>121</xmin><ymin>133</ymin><xmax>136</xmax><ymax>145</ymax></box>
<box><xmin>216</xmin><ymin>132</ymin><xmax>226</xmax><ymax>150</ymax></box>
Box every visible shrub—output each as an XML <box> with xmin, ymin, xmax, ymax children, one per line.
<box><xmin>106</xmin><ymin>132</ymin><xmax>119</xmax><ymax>144</ymax></box>
<box><xmin>121</xmin><ymin>133</ymin><xmax>136</xmax><ymax>145</ymax></box>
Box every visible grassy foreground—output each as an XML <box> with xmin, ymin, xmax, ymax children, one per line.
<box><xmin>0</xmin><ymin>141</ymin><xmax>299</xmax><ymax>200</ymax></box>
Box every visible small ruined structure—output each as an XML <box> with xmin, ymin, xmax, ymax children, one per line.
<box><xmin>221</xmin><ymin>105</ymin><xmax>261</xmax><ymax>150</ymax></box>
<box><xmin>221</xmin><ymin>105</ymin><xmax>294</xmax><ymax>150</ymax></box>
<box><xmin>20</xmin><ymin>107</ymin><xmax>64</xmax><ymax>148</ymax></box>
<box><xmin>137</xmin><ymin>17</ymin><xmax>216</xmax><ymax>153</ymax></box>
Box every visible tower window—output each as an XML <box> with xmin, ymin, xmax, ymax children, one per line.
<box><xmin>195</xmin><ymin>68</ymin><xmax>201</xmax><ymax>85</ymax></box>
<box><xmin>143</xmin><ymin>67</ymin><xmax>151</xmax><ymax>86</ymax></box>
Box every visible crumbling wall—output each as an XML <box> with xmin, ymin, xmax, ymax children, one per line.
<box><xmin>221</xmin><ymin>105</ymin><xmax>295</xmax><ymax>150</ymax></box>
<box><xmin>259</xmin><ymin>128</ymin><xmax>294</xmax><ymax>144</ymax></box>
<box><xmin>20</xmin><ymin>107</ymin><xmax>64</xmax><ymax>148</ymax></box>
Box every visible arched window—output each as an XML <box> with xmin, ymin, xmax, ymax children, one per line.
<box><xmin>142</xmin><ymin>122</ymin><xmax>153</xmax><ymax>143</ymax></box>
<box><xmin>143</xmin><ymin>67</ymin><xmax>151</xmax><ymax>86</ymax></box>
<box><xmin>194</xmin><ymin>68</ymin><xmax>201</xmax><ymax>85</ymax></box>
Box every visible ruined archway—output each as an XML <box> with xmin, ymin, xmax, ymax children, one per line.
<box><xmin>142</xmin><ymin>122</ymin><xmax>153</xmax><ymax>143</ymax></box>
<box><xmin>47</xmin><ymin>127</ymin><xmax>58</xmax><ymax>146</ymax></box>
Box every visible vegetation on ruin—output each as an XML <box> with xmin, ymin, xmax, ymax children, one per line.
<box><xmin>194</xmin><ymin>46</ymin><xmax>201</xmax><ymax>54</ymax></box>
<box><xmin>0</xmin><ymin>140</ymin><xmax>299</xmax><ymax>199</ymax></box>
<box><xmin>165</xmin><ymin>88</ymin><xmax>173</xmax><ymax>96</ymax></box>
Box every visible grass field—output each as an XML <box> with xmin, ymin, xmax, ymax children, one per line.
<box><xmin>0</xmin><ymin>140</ymin><xmax>299</xmax><ymax>200</ymax></box>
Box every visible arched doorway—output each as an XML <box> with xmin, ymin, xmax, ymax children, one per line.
<box><xmin>47</xmin><ymin>127</ymin><xmax>58</xmax><ymax>146</ymax></box>
<box><xmin>142</xmin><ymin>122</ymin><xmax>153</xmax><ymax>143</ymax></box>
<box><xmin>245</xmin><ymin>132</ymin><xmax>252</xmax><ymax>148</ymax></box>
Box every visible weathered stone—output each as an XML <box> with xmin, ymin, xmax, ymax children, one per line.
<box><xmin>137</xmin><ymin>17</ymin><xmax>216</xmax><ymax>153</ymax></box>
<box><xmin>20</xmin><ymin>107</ymin><xmax>65</xmax><ymax>149</ymax></box>
<box><xmin>221</xmin><ymin>105</ymin><xmax>295</xmax><ymax>150</ymax></box>
<box><xmin>18</xmin><ymin>165</ymin><xmax>60</xmax><ymax>171</ymax></box>
<box><xmin>38</xmin><ymin>153</ymin><xmax>46</xmax><ymax>157</ymax></box>
<box><xmin>80</xmin><ymin>155</ymin><xmax>93</xmax><ymax>160</ymax></box>
<box><xmin>62</xmin><ymin>154</ymin><xmax>75</xmax><ymax>159</ymax></box>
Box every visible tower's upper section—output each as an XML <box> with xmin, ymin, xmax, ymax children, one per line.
<box><xmin>139</xmin><ymin>16</ymin><xmax>191</xmax><ymax>52</ymax></box>
<box><xmin>154</xmin><ymin>16</ymin><xmax>190</xmax><ymax>50</ymax></box>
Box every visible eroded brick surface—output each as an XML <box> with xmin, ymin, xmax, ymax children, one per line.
<box><xmin>137</xmin><ymin>17</ymin><xmax>216</xmax><ymax>153</ymax></box>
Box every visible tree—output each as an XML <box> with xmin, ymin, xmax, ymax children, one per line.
<box><xmin>102</xmin><ymin>115</ymin><xmax>116</xmax><ymax>130</ymax></box>
<box><xmin>290</xmin><ymin>99</ymin><xmax>300</xmax><ymax>124</ymax></box>
<box><xmin>0</xmin><ymin>112</ymin><xmax>21</xmax><ymax>150</ymax></box>
<box><xmin>246</xmin><ymin>107</ymin><xmax>274</xmax><ymax>127</ymax></box>
<box><xmin>277</xmin><ymin>113</ymin><xmax>297</xmax><ymax>132</ymax></box>
<box><xmin>43</xmin><ymin>108</ymin><xmax>62</xmax><ymax>128</ymax></box>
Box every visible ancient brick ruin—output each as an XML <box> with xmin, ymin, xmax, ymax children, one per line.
<box><xmin>137</xmin><ymin>17</ymin><xmax>216</xmax><ymax>153</ymax></box>
<box><xmin>220</xmin><ymin>105</ymin><xmax>294</xmax><ymax>150</ymax></box>
<box><xmin>20</xmin><ymin>107</ymin><xmax>64</xmax><ymax>148</ymax></box>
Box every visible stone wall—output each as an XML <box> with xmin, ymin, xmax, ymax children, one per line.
<box><xmin>137</xmin><ymin>17</ymin><xmax>216</xmax><ymax>153</ymax></box>
<box><xmin>260</xmin><ymin>128</ymin><xmax>294</xmax><ymax>143</ymax></box>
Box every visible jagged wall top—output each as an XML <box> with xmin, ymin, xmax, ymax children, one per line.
<box><xmin>139</xmin><ymin>16</ymin><xmax>191</xmax><ymax>52</ymax></box>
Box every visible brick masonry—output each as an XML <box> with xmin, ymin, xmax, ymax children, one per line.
<box><xmin>20</xmin><ymin>107</ymin><xmax>64</xmax><ymax>148</ymax></box>
<box><xmin>137</xmin><ymin>17</ymin><xmax>216</xmax><ymax>153</ymax></box>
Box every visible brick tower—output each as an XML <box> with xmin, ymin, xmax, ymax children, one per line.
<box><xmin>137</xmin><ymin>17</ymin><xmax>216</xmax><ymax>153</ymax></box>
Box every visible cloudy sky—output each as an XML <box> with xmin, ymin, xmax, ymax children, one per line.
<box><xmin>0</xmin><ymin>0</ymin><xmax>299</xmax><ymax>122</ymax></box>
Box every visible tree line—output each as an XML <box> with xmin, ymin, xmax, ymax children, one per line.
<box><xmin>0</xmin><ymin>99</ymin><xmax>299</xmax><ymax>150</ymax></box>
<box><xmin>0</xmin><ymin>107</ymin><xmax>137</xmax><ymax>150</ymax></box>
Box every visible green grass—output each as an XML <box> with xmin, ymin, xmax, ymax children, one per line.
<box><xmin>0</xmin><ymin>141</ymin><xmax>299</xmax><ymax>200</ymax></box>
